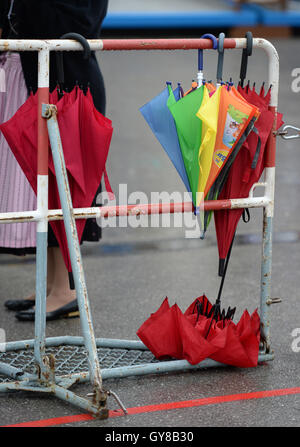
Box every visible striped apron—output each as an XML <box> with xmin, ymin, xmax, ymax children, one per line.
<box><xmin>0</xmin><ymin>52</ymin><xmax>36</xmax><ymax>249</ymax></box>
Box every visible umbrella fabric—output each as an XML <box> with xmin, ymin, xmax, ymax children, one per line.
<box><xmin>195</xmin><ymin>85</ymin><xmax>259</xmax><ymax>236</ymax></box>
<box><xmin>136</xmin><ymin>298</ymin><xmax>184</xmax><ymax>360</ymax></box>
<box><xmin>183</xmin><ymin>80</ymin><xmax>198</xmax><ymax>97</ymax></box>
<box><xmin>214</xmin><ymin>84</ymin><xmax>283</xmax><ymax>272</ymax></box>
<box><xmin>201</xmin><ymin>85</ymin><xmax>260</xmax><ymax>199</ymax></box>
<box><xmin>137</xmin><ymin>295</ymin><xmax>261</xmax><ymax>367</ymax></box>
<box><xmin>184</xmin><ymin>81</ymin><xmax>215</xmax><ymax>97</ymax></box>
<box><xmin>48</xmin><ymin>87</ymin><xmax>113</xmax><ymax>271</ymax></box>
<box><xmin>137</xmin><ymin>297</ymin><xmax>226</xmax><ymax>365</ymax></box>
<box><xmin>0</xmin><ymin>86</ymin><xmax>113</xmax><ymax>271</ymax></box>
<box><xmin>139</xmin><ymin>83</ymin><xmax>190</xmax><ymax>192</ymax></box>
<box><xmin>167</xmin><ymin>85</ymin><xmax>205</xmax><ymax>207</ymax></box>
<box><xmin>209</xmin><ymin>309</ymin><xmax>260</xmax><ymax>367</ymax></box>
<box><xmin>193</xmin><ymin>86</ymin><xmax>221</xmax><ymax>233</ymax></box>
<box><xmin>196</xmin><ymin>86</ymin><xmax>221</xmax><ymax>203</ymax></box>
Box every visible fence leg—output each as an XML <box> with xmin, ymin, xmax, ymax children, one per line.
<box><xmin>260</xmin><ymin>166</ymin><xmax>275</xmax><ymax>354</ymax></box>
<box><xmin>42</xmin><ymin>103</ymin><xmax>108</xmax><ymax>416</ymax></box>
<box><xmin>34</xmin><ymin>49</ymin><xmax>50</xmax><ymax>382</ymax></box>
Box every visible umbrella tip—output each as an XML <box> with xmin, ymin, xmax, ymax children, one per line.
<box><xmin>199</xmin><ymin>230</ymin><xmax>206</xmax><ymax>240</ymax></box>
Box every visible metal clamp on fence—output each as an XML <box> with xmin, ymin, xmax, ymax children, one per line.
<box><xmin>275</xmin><ymin>125</ymin><xmax>300</xmax><ymax>139</ymax></box>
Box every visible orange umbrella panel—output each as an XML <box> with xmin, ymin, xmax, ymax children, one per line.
<box><xmin>204</xmin><ymin>85</ymin><xmax>260</xmax><ymax>197</ymax></box>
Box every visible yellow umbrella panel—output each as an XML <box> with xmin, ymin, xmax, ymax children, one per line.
<box><xmin>196</xmin><ymin>86</ymin><xmax>221</xmax><ymax>208</ymax></box>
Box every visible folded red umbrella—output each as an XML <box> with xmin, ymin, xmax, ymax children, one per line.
<box><xmin>209</xmin><ymin>309</ymin><xmax>260</xmax><ymax>367</ymax></box>
<box><xmin>137</xmin><ymin>295</ymin><xmax>260</xmax><ymax>367</ymax></box>
<box><xmin>137</xmin><ymin>297</ymin><xmax>226</xmax><ymax>365</ymax></box>
<box><xmin>136</xmin><ymin>298</ymin><xmax>183</xmax><ymax>360</ymax></box>
<box><xmin>0</xmin><ymin>86</ymin><xmax>113</xmax><ymax>272</ymax></box>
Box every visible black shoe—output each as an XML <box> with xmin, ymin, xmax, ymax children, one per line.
<box><xmin>5</xmin><ymin>299</ymin><xmax>35</xmax><ymax>311</ymax></box>
<box><xmin>15</xmin><ymin>300</ymin><xmax>79</xmax><ymax>321</ymax></box>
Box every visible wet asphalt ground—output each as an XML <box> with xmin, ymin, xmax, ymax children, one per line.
<box><xmin>0</xmin><ymin>5</ymin><xmax>300</xmax><ymax>430</ymax></box>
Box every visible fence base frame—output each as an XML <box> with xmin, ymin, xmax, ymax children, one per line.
<box><xmin>0</xmin><ymin>336</ymin><xmax>274</xmax><ymax>416</ymax></box>
<box><xmin>0</xmin><ymin>36</ymin><xmax>280</xmax><ymax>418</ymax></box>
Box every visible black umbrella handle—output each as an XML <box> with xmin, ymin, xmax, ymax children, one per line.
<box><xmin>239</xmin><ymin>32</ymin><xmax>253</xmax><ymax>88</ymax></box>
<box><xmin>56</xmin><ymin>32</ymin><xmax>91</xmax><ymax>87</ymax></box>
<box><xmin>216</xmin><ymin>32</ymin><xmax>225</xmax><ymax>85</ymax></box>
<box><xmin>251</xmin><ymin>129</ymin><xmax>262</xmax><ymax>169</ymax></box>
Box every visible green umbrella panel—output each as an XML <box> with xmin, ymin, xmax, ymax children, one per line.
<box><xmin>167</xmin><ymin>85</ymin><xmax>204</xmax><ymax>208</ymax></box>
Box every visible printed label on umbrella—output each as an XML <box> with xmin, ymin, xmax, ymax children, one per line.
<box><xmin>222</xmin><ymin>105</ymin><xmax>249</xmax><ymax>149</ymax></box>
<box><xmin>213</xmin><ymin>149</ymin><xmax>229</xmax><ymax>168</ymax></box>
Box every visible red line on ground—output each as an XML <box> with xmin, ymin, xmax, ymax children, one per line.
<box><xmin>3</xmin><ymin>387</ymin><xmax>300</xmax><ymax>427</ymax></box>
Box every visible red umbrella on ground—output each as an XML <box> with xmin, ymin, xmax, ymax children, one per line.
<box><xmin>214</xmin><ymin>83</ymin><xmax>284</xmax><ymax>277</ymax></box>
<box><xmin>0</xmin><ymin>86</ymin><xmax>113</xmax><ymax>272</ymax></box>
<box><xmin>137</xmin><ymin>295</ymin><xmax>260</xmax><ymax>367</ymax></box>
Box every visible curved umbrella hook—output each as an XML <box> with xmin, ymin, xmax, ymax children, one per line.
<box><xmin>56</xmin><ymin>33</ymin><xmax>91</xmax><ymax>87</ymax></box>
<box><xmin>197</xmin><ymin>34</ymin><xmax>217</xmax><ymax>87</ymax></box>
<box><xmin>239</xmin><ymin>31</ymin><xmax>253</xmax><ymax>88</ymax></box>
<box><xmin>198</xmin><ymin>34</ymin><xmax>218</xmax><ymax>71</ymax></box>
<box><xmin>216</xmin><ymin>32</ymin><xmax>225</xmax><ymax>86</ymax></box>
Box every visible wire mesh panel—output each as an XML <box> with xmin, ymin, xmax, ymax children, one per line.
<box><xmin>0</xmin><ymin>345</ymin><xmax>159</xmax><ymax>383</ymax></box>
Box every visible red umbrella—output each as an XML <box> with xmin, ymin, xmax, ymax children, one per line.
<box><xmin>137</xmin><ymin>295</ymin><xmax>260</xmax><ymax>367</ymax></box>
<box><xmin>209</xmin><ymin>308</ymin><xmax>260</xmax><ymax>367</ymax></box>
<box><xmin>0</xmin><ymin>86</ymin><xmax>113</xmax><ymax>272</ymax></box>
<box><xmin>214</xmin><ymin>83</ymin><xmax>284</xmax><ymax>276</ymax></box>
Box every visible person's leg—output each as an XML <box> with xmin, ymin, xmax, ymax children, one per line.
<box><xmin>13</xmin><ymin>247</ymin><xmax>77</xmax><ymax>319</ymax></box>
<box><xmin>45</xmin><ymin>246</ymin><xmax>76</xmax><ymax>312</ymax></box>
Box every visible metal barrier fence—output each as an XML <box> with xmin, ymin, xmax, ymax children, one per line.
<box><xmin>0</xmin><ymin>37</ymin><xmax>279</xmax><ymax>418</ymax></box>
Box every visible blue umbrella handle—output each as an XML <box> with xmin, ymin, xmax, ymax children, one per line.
<box><xmin>198</xmin><ymin>33</ymin><xmax>218</xmax><ymax>71</ymax></box>
<box><xmin>216</xmin><ymin>32</ymin><xmax>225</xmax><ymax>85</ymax></box>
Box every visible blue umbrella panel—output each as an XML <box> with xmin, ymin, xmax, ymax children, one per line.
<box><xmin>140</xmin><ymin>83</ymin><xmax>191</xmax><ymax>193</ymax></box>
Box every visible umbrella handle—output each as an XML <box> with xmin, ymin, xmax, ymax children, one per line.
<box><xmin>56</xmin><ymin>33</ymin><xmax>91</xmax><ymax>86</ymax></box>
<box><xmin>198</xmin><ymin>34</ymin><xmax>218</xmax><ymax>71</ymax></box>
<box><xmin>239</xmin><ymin>31</ymin><xmax>253</xmax><ymax>88</ymax></box>
<box><xmin>216</xmin><ymin>32</ymin><xmax>225</xmax><ymax>85</ymax></box>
